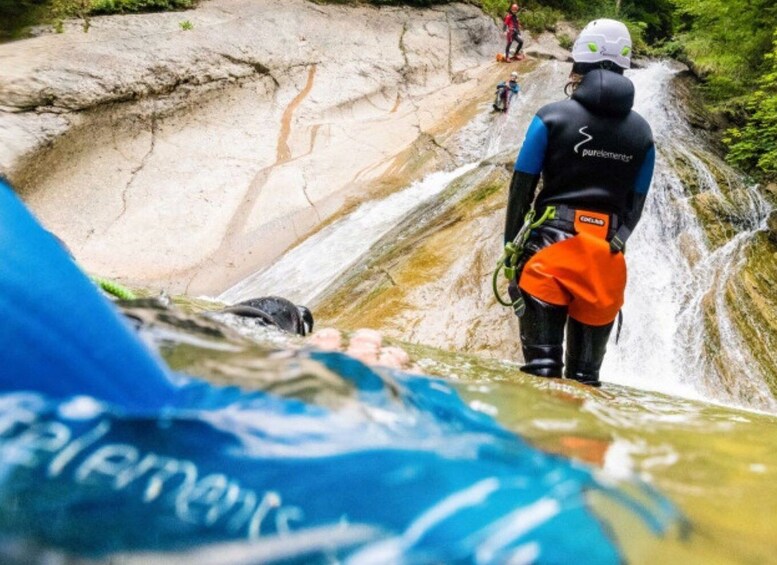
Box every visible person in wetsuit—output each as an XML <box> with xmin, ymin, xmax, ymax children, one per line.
<box><xmin>503</xmin><ymin>19</ymin><xmax>655</xmax><ymax>386</ymax></box>
<box><xmin>503</xmin><ymin>4</ymin><xmax>524</xmax><ymax>60</ymax></box>
<box><xmin>494</xmin><ymin>71</ymin><xmax>521</xmax><ymax>112</ymax></box>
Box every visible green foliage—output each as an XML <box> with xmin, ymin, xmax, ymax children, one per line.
<box><xmin>1</xmin><ymin>0</ymin><xmax>197</xmax><ymax>38</ymax></box>
<box><xmin>478</xmin><ymin>0</ymin><xmax>506</xmax><ymax>18</ymax></box>
<box><xmin>521</xmin><ymin>6</ymin><xmax>564</xmax><ymax>34</ymax></box>
<box><xmin>621</xmin><ymin>0</ymin><xmax>674</xmax><ymax>44</ymax></box>
<box><xmin>672</xmin><ymin>0</ymin><xmax>777</xmax><ymax>99</ymax></box>
<box><xmin>557</xmin><ymin>33</ymin><xmax>573</xmax><ymax>50</ymax></box>
<box><xmin>312</xmin><ymin>0</ymin><xmax>454</xmax><ymax>5</ymax></box>
<box><xmin>86</xmin><ymin>0</ymin><xmax>196</xmax><ymax>14</ymax></box>
<box><xmin>50</xmin><ymin>0</ymin><xmax>92</xmax><ymax>31</ymax></box>
<box><xmin>724</xmin><ymin>32</ymin><xmax>777</xmax><ymax>177</ymax></box>
<box><xmin>0</xmin><ymin>0</ymin><xmax>48</xmax><ymax>38</ymax></box>
<box><xmin>650</xmin><ymin>37</ymin><xmax>684</xmax><ymax>59</ymax></box>
<box><xmin>179</xmin><ymin>19</ymin><xmax>193</xmax><ymax>30</ymax></box>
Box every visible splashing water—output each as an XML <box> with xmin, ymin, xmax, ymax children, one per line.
<box><xmin>602</xmin><ymin>62</ymin><xmax>774</xmax><ymax>411</ymax></box>
<box><xmin>218</xmin><ymin>163</ymin><xmax>478</xmax><ymax>306</ymax></box>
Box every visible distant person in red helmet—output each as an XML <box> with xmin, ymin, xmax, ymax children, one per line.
<box><xmin>503</xmin><ymin>4</ymin><xmax>524</xmax><ymax>60</ymax></box>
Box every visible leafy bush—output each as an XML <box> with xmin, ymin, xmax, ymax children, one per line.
<box><xmin>521</xmin><ymin>6</ymin><xmax>563</xmax><ymax>34</ymax></box>
<box><xmin>86</xmin><ymin>0</ymin><xmax>196</xmax><ymax>14</ymax></box>
<box><xmin>0</xmin><ymin>0</ymin><xmax>49</xmax><ymax>38</ymax></box>
<box><xmin>724</xmin><ymin>31</ymin><xmax>777</xmax><ymax>177</ymax></box>
<box><xmin>557</xmin><ymin>33</ymin><xmax>573</xmax><ymax>50</ymax></box>
<box><xmin>1</xmin><ymin>0</ymin><xmax>198</xmax><ymax>37</ymax></box>
<box><xmin>478</xmin><ymin>0</ymin><xmax>506</xmax><ymax>18</ymax></box>
<box><xmin>672</xmin><ymin>0</ymin><xmax>777</xmax><ymax>100</ymax></box>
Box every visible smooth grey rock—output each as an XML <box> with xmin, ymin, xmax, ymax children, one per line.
<box><xmin>0</xmin><ymin>0</ymin><xmax>504</xmax><ymax>295</ymax></box>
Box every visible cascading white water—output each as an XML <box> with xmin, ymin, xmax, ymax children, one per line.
<box><xmin>218</xmin><ymin>162</ymin><xmax>478</xmax><ymax>306</ymax></box>
<box><xmin>603</xmin><ymin>62</ymin><xmax>775</xmax><ymax>411</ymax></box>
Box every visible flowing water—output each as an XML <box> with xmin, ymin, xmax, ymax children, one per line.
<box><xmin>603</xmin><ymin>62</ymin><xmax>775</xmax><ymax>411</ymax></box>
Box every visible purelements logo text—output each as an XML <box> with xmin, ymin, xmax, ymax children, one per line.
<box><xmin>574</xmin><ymin>126</ymin><xmax>633</xmax><ymax>163</ymax></box>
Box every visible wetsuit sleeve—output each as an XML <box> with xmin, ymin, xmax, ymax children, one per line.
<box><xmin>504</xmin><ymin>115</ymin><xmax>547</xmax><ymax>243</ymax></box>
<box><xmin>610</xmin><ymin>144</ymin><xmax>655</xmax><ymax>252</ymax></box>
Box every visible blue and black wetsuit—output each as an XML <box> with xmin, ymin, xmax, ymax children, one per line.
<box><xmin>503</xmin><ymin>68</ymin><xmax>655</xmax><ymax>384</ymax></box>
<box><xmin>494</xmin><ymin>79</ymin><xmax>520</xmax><ymax>112</ymax></box>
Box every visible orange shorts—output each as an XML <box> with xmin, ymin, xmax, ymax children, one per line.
<box><xmin>518</xmin><ymin>209</ymin><xmax>626</xmax><ymax>326</ymax></box>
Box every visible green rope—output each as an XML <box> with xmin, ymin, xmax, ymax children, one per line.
<box><xmin>492</xmin><ymin>206</ymin><xmax>555</xmax><ymax>311</ymax></box>
<box><xmin>92</xmin><ymin>276</ymin><xmax>137</xmax><ymax>300</ymax></box>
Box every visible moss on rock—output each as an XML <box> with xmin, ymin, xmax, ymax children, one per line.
<box><xmin>725</xmin><ymin>232</ymin><xmax>777</xmax><ymax>395</ymax></box>
<box><xmin>316</xmin><ymin>164</ymin><xmax>509</xmax><ymax>331</ymax></box>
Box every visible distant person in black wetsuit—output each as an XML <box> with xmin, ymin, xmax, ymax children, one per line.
<box><xmin>502</xmin><ymin>19</ymin><xmax>655</xmax><ymax>386</ymax></box>
<box><xmin>220</xmin><ymin>297</ymin><xmax>314</xmax><ymax>336</ymax></box>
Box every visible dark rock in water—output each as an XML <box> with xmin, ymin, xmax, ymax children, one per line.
<box><xmin>221</xmin><ymin>296</ymin><xmax>314</xmax><ymax>336</ymax></box>
<box><xmin>767</xmin><ymin>210</ymin><xmax>777</xmax><ymax>244</ymax></box>
<box><xmin>671</xmin><ymin>72</ymin><xmax>728</xmax><ymax>134</ymax></box>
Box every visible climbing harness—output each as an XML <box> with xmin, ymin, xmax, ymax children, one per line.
<box><xmin>492</xmin><ymin>206</ymin><xmax>556</xmax><ymax>315</ymax></box>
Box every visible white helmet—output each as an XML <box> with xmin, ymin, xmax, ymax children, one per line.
<box><xmin>571</xmin><ymin>19</ymin><xmax>632</xmax><ymax>69</ymax></box>
<box><xmin>510</xmin><ymin>71</ymin><xmax>518</xmax><ymax>80</ymax></box>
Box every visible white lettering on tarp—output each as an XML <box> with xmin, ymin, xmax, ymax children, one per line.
<box><xmin>76</xmin><ymin>444</ymin><xmax>140</xmax><ymax>484</ymax></box>
<box><xmin>277</xmin><ymin>506</ymin><xmax>304</xmax><ymax>535</ymax></box>
<box><xmin>176</xmin><ymin>473</ymin><xmax>230</xmax><ymax>525</ymax></box>
<box><xmin>248</xmin><ymin>491</ymin><xmax>282</xmax><ymax>540</ymax></box>
<box><xmin>0</xmin><ymin>403</ymin><xmax>38</xmax><ymax>437</ymax></box>
<box><xmin>116</xmin><ymin>454</ymin><xmax>198</xmax><ymax>502</ymax></box>
<box><xmin>0</xmin><ymin>406</ymin><xmax>300</xmax><ymax>541</ymax></box>
<box><xmin>48</xmin><ymin>420</ymin><xmax>111</xmax><ymax>477</ymax></box>
<box><xmin>227</xmin><ymin>488</ymin><xmax>258</xmax><ymax>532</ymax></box>
<box><xmin>1</xmin><ymin>421</ymin><xmax>70</xmax><ymax>467</ymax></box>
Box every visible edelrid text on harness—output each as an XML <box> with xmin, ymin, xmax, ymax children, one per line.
<box><xmin>492</xmin><ymin>206</ymin><xmax>556</xmax><ymax>315</ymax></box>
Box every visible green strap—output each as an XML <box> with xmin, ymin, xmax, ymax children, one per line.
<box><xmin>92</xmin><ymin>276</ymin><xmax>137</xmax><ymax>300</ymax></box>
<box><xmin>492</xmin><ymin>206</ymin><xmax>555</xmax><ymax>311</ymax></box>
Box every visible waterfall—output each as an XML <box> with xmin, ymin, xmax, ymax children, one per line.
<box><xmin>603</xmin><ymin>62</ymin><xmax>775</xmax><ymax>411</ymax></box>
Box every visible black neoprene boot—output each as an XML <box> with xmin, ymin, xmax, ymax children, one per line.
<box><xmin>518</xmin><ymin>292</ymin><xmax>567</xmax><ymax>378</ymax></box>
<box><xmin>564</xmin><ymin>317</ymin><xmax>614</xmax><ymax>386</ymax></box>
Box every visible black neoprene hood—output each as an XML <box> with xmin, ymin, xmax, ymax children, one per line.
<box><xmin>571</xmin><ymin>69</ymin><xmax>635</xmax><ymax>117</ymax></box>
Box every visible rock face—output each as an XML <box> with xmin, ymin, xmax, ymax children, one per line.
<box><xmin>0</xmin><ymin>0</ymin><xmax>502</xmax><ymax>295</ymax></box>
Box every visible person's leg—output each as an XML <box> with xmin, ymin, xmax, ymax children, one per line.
<box><xmin>515</xmin><ymin>34</ymin><xmax>524</xmax><ymax>55</ymax></box>
<box><xmin>517</xmin><ymin>292</ymin><xmax>567</xmax><ymax>378</ymax></box>
<box><xmin>505</xmin><ymin>36</ymin><xmax>512</xmax><ymax>59</ymax></box>
<box><xmin>565</xmin><ymin>317</ymin><xmax>614</xmax><ymax>386</ymax></box>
